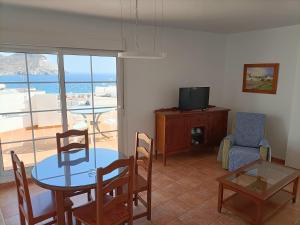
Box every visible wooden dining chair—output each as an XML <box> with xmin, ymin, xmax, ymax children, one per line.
<box><xmin>133</xmin><ymin>132</ymin><xmax>153</xmax><ymax>220</ymax></box>
<box><xmin>10</xmin><ymin>151</ymin><xmax>73</xmax><ymax>225</ymax></box>
<box><xmin>56</xmin><ymin>129</ymin><xmax>89</xmax><ymax>153</ymax></box>
<box><xmin>73</xmin><ymin>157</ymin><xmax>134</xmax><ymax>225</ymax></box>
<box><xmin>56</xmin><ymin>129</ymin><xmax>92</xmax><ymax>202</ymax></box>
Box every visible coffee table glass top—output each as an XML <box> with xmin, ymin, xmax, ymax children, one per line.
<box><xmin>225</xmin><ymin>161</ymin><xmax>297</xmax><ymax>194</ymax></box>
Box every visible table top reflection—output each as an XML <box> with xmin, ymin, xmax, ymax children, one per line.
<box><xmin>31</xmin><ymin>148</ymin><xmax>126</xmax><ymax>191</ymax></box>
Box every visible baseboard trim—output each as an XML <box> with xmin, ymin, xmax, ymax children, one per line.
<box><xmin>271</xmin><ymin>157</ymin><xmax>285</xmax><ymax>165</ymax></box>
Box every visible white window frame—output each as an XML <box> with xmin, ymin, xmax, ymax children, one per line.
<box><xmin>0</xmin><ymin>46</ymin><xmax>124</xmax><ymax>183</ymax></box>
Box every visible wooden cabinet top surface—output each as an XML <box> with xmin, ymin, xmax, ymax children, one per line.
<box><xmin>155</xmin><ymin>107</ymin><xmax>230</xmax><ymax>116</ymax></box>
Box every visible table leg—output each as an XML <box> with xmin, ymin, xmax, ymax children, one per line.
<box><xmin>255</xmin><ymin>200</ymin><xmax>263</xmax><ymax>225</ymax></box>
<box><xmin>218</xmin><ymin>183</ymin><xmax>223</xmax><ymax>213</ymax></box>
<box><xmin>293</xmin><ymin>177</ymin><xmax>299</xmax><ymax>203</ymax></box>
<box><xmin>95</xmin><ymin>113</ymin><xmax>101</xmax><ymax>133</ymax></box>
<box><xmin>55</xmin><ymin>190</ymin><xmax>66</xmax><ymax>225</ymax></box>
<box><xmin>163</xmin><ymin>153</ymin><xmax>167</xmax><ymax>166</ymax></box>
<box><xmin>82</xmin><ymin>114</ymin><xmax>89</xmax><ymax>128</ymax></box>
<box><xmin>95</xmin><ymin>113</ymin><xmax>109</xmax><ymax>138</ymax></box>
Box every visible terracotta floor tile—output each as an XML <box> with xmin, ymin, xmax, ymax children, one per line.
<box><xmin>1</xmin><ymin>151</ymin><xmax>300</xmax><ymax>225</ymax></box>
<box><xmin>160</xmin><ymin>183</ymin><xmax>190</xmax><ymax>198</ymax></box>
<box><xmin>4</xmin><ymin>215</ymin><xmax>20</xmax><ymax>225</ymax></box>
<box><xmin>165</xmin><ymin>218</ymin><xmax>188</xmax><ymax>225</ymax></box>
<box><xmin>151</xmin><ymin>205</ymin><xmax>177</xmax><ymax>225</ymax></box>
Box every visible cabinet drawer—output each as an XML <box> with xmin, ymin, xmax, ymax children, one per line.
<box><xmin>187</xmin><ymin>115</ymin><xmax>208</xmax><ymax>127</ymax></box>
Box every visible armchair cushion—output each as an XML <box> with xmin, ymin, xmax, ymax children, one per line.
<box><xmin>228</xmin><ymin>146</ymin><xmax>260</xmax><ymax>171</ymax></box>
<box><xmin>235</xmin><ymin>112</ymin><xmax>266</xmax><ymax>148</ymax></box>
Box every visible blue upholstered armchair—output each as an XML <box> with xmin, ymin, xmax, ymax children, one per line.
<box><xmin>217</xmin><ymin>112</ymin><xmax>271</xmax><ymax>171</ymax></box>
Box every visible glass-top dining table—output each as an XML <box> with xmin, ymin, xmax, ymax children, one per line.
<box><xmin>69</xmin><ymin>106</ymin><xmax>116</xmax><ymax>137</ymax></box>
<box><xmin>31</xmin><ymin>148</ymin><xmax>127</xmax><ymax>225</ymax></box>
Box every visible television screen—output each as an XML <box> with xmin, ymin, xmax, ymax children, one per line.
<box><xmin>179</xmin><ymin>87</ymin><xmax>210</xmax><ymax>110</ymax></box>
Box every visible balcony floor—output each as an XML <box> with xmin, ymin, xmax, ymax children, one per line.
<box><xmin>1</xmin><ymin>112</ymin><xmax>118</xmax><ymax>170</ymax></box>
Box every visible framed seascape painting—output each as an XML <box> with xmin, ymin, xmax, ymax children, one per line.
<box><xmin>242</xmin><ymin>63</ymin><xmax>279</xmax><ymax>94</ymax></box>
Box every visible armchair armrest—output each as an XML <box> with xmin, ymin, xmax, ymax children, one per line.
<box><xmin>225</xmin><ymin>134</ymin><xmax>235</xmax><ymax>144</ymax></box>
<box><xmin>217</xmin><ymin>135</ymin><xmax>235</xmax><ymax>169</ymax></box>
<box><xmin>259</xmin><ymin>138</ymin><xmax>271</xmax><ymax>161</ymax></box>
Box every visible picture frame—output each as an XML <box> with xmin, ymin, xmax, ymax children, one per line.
<box><xmin>242</xmin><ymin>63</ymin><xmax>279</xmax><ymax>94</ymax></box>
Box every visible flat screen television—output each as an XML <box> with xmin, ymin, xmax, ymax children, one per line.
<box><xmin>179</xmin><ymin>87</ymin><xmax>210</xmax><ymax>110</ymax></box>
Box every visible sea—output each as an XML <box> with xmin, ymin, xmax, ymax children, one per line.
<box><xmin>0</xmin><ymin>73</ymin><xmax>116</xmax><ymax>93</ymax></box>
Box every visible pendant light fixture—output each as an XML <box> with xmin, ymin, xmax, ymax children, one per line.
<box><xmin>118</xmin><ymin>0</ymin><xmax>167</xmax><ymax>59</ymax></box>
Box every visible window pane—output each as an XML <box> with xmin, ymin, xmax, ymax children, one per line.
<box><xmin>35</xmin><ymin>138</ymin><xmax>57</xmax><ymax>163</ymax></box>
<box><xmin>93</xmin><ymin>108</ymin><xmax>117</xmax><ymax>133</ymax></box>
<box><xmin>64</xmin><ymin>55</ymin><xmax>91</xmax><ymax>82</ymax></box>
<box><xmin>0</xmin><ymin>52</ymin><xmax>27</xmax><ymax>82</ymax></box>
<box><xmin>0</xmin><ymin>84</ymin><xmax>30</xmax><ymax>113</ymax></box>
<box><xmin>30</xmin><ymin>85</ymin><xmax>60</xmax><ymax>111</ymax></box>
<box><xmin>27</xmin><ymin>54</ymin><xmax>59</xmax><ymax>82</ymax></box>
<box><xmin>67</xmin><ymin>110</ymin><xmax>93</xmax><ymax>133</ymax></box>
<box><xmin>95</xmin><ymin>131</ymin><xmax>118</xmax><ymax>150</ymax></box>
<box><xmin>1</xmin><ymin>141</ymin><xmax>34</xmax><ymax>170</ymax></box>
<box><xmin>93</xmin><ymin>83</ymin><xmax>117</xmax><ymax>108</ymax></box>
<box><xmin>92</xmin><ymin>56</ymin><xmax>116</xmax><ymax>81</ymax></box>
<box><xmin>30</xmin><ymin>83</ymin><xmax>60</xmax><ymax>94</ymax></box>
<box><xmin>66</xmin><ymin>83</ymin><xmax>92</xmax><ymax>108</ymax></box>
<box><xmin>0</xmin><ymin>113</ymin><xmax>33</xmax><ymax>143</ymax></box>
<box><xmin>32</xmin><ymin>112</ymin><xmax>62</xmax><ymax>139</ymax></box>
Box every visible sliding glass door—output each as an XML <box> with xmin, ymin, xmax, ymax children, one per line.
<box><xmin>63</xmin><ymin>54</ymin><xmax>118</xmax><ymax>150</ymax></box>
<box><xmin>0</xmin><ymin>49</ymin><xmax>122</xmax><ymax>176</ymax></box>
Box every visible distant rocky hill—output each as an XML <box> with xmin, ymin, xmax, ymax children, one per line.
<box><xmin>0</xmin><ymin>53</ymin><xmax>58</xmax><ymax>75</ymax></box>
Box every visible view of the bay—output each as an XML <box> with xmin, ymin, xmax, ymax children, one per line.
<box><xmin>0</xmin><ymin>52</ymin><xmax>118</xmax><ymax>170</ymax></box>
<box><xmin>0</xmin><ymin>74</ymin><xmax>116</xmax><ymax>93</ymax></box>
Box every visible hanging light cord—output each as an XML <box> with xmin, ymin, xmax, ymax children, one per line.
<box><xmin>153</xmin><ymin>0</ymin><xmax>158</xmax><ymax>53</ymax></box>
<box><xmin>120</xmin><ymin>0</ymin><xmax>124</xmax><ymax>44</ymax></box>
<box><xmin>161</xmin><ymin>0</ymin><xmax>165</xmax><ymax>54</ymax></box>
<box><xmin>134</xmin><ymin>0</ymin><xmax>140</xmax><ymax>50</ymax></box>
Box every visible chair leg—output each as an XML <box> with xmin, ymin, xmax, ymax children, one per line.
<box><xmin>134</xmin><ymin>193</ymin><xmax>138</xmax><ymax>206</ymax></box>
<box><xmin>67</xmin><ymin>210</ymin><xmax>73</xmax><ymax>225</ymax></box>
<box><xmin>19</xmin><ymin>211</ymin><xmax>26</xmax><ymax>225</ymax></box>
<box><xmin>109</xmin><ymin>190</ymin><xmax>114</xmax><ymax>196</ymax></box>
<box><xmin>87</xmin><ymin>190</ymin><xmax>92</xmax><ymax>201</ymax></box>
<box><xmin>76</xmin><ymin>219</ymin><xmax>82</xmax><ymax>225</ymax></box>
<box><xmin>147</xmin><ymin>190</ymin><xmax>151</xmax><ymax>220</ymax></box>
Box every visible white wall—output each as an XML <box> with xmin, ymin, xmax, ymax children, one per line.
<box><xmin>0</xmin><ymin>5</ymin><xmax>226</xmax><ymax>155</ymax></box>
<box><xmin>285</xmin><ymin>43</ymin><xmax>300</xmax><ymax>168</ymax></box>
<box><xmin>223</xmin><ymin>25</ymin><xmax>300</xmax><ymax>160</ymax></box>
<box><xmin>1</xmin><ymin>5</ymin><xmax>299</xmax><ymax>163</ymax></box>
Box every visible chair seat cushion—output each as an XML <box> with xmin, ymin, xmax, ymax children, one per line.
<box><xmin>73</xmin><ymin>195</ymin><xmax>129</xmax><ymax>225</ymax></box>
<box><xmin>25</xmin><ymin>190</ymin><xmax>73</xmax><ymax>223</ymax></box>
<box><xmin>228</xmin><ymin>145</ymin><xmax>260</xmax><ymax>171</ymax></box>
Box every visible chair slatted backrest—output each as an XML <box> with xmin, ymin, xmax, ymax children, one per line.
<box><xmin>10</xmin><ymin>151</ymin><xmax>33</xmax><ymax>223</ymax></box>
<box><xmin>134</xmin><ymin>132</ymin><xmax>153</xmax><ymax>183</ymax></box>
<box><xmin>96</xmin><ymin>157</ymin><xmax>134</xmax><ymax>225</ymax></box>
<box><xmin>56</xmin><ymin>129</ymin><xmax>89</xmax><ymax>153</ymax></box>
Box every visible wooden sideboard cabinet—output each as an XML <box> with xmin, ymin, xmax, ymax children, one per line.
<box><xmin>155</xmin><ymin>107</ymin><xmax>230</xmax><ymax>165</ymax></box>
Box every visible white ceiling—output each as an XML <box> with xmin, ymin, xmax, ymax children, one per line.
<box><xmin>1</xmin><ymin>0</ymin><xmax>300</xmax><ymax>33</ymax></box>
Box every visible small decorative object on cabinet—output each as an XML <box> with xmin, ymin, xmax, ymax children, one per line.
<box><xmin>155</xmin><ymin>106</ymin><xmax>230</xmax><ymax>165</ymax></box>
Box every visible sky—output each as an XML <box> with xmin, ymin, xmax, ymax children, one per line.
<box><xmin>248</xmin><ymin>67</ymin><xmax>274</xmax><ymax>77</ymax></box>
<box><xmin>0</xmin><ymin>52</ymin><xmax>116</xmax><ymax>74</ymax></box>
<box><xmin>63</xmin><ymin>55</ymin><xmax>116</xmax><ymax>74</ymax></box>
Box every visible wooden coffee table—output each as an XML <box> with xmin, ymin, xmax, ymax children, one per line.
<box><xmin>217</xmin><ymin>160</ymin><xmax>300</xmax><ymax>225</ymax></box>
